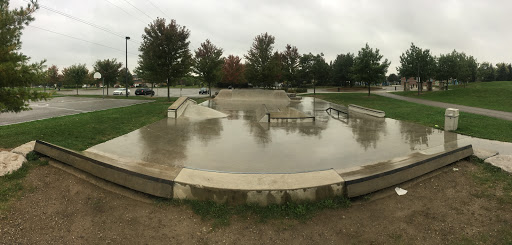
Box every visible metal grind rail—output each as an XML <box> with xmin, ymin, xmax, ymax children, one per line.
<box><xmin>326</xmin><ymin>107</ymin><xmax>348</xmax><ymax>118</ymax></box>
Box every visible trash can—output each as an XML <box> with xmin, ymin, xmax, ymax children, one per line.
<box><xmin>444</xmin><ymin>108</ymin><xmax>459</xmax><ymax>131</ymax></box>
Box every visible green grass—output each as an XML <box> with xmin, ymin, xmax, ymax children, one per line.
<box><xmin>155</xmin><ymin>195</ymin><xmax>351</xmax><ymax>227</ymax></box>
<box><xmin>0</xmin><ymin>152</ymin><xmax>49</xmax><ymax>213</ymax></box>
<box><xmin>312</xmin><ymin>93</ymin><xmax>512</xmax><ymax>142</ymax></box>
<box><xmin>394</xmin><ymin>81</ymin><xmax>512</xmax><ymax>112</ymax></box>
<box><xmin>471</xmin><ymin>156</ymin><xmax>512</xmax><ymax>206</ymax></box>
<box><xmin>0</xmin><ymin>97</ymin><xmax>176</xmax><ymax>151</ymax></box>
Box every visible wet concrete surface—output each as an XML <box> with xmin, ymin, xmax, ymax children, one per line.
<box><xmin>86</xmin><ymin>97</ymin><xmax>474</xmax><ymax>173</ymax></box>
<box><xmin>0</xmin><ymin>97</ymin><xmax>150</xmax><ymax>126</ymax></box>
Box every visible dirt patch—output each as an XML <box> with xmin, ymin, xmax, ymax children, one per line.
<box><xmin>1</xmin><ymin>160</ymin><xmax>511</xmax><ymax>244</ymax></box>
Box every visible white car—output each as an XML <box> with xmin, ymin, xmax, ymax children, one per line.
<box><xmin>113</xmin><ymin>88</ymin><xmax>130</xmax><ymax>95</ymax></box>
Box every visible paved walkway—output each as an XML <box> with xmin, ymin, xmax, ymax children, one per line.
<box><xmin>377</xmin><ymin>92</ymin><xmax>512</xmax><ymax>121</ymax></box>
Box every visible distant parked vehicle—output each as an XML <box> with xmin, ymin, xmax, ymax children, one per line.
<box><xmin>135</xmin><ymin>88</ymin><xmax>155</xmax><ymax>96</ymax></box>
<box><xmin>199</xmin><ymin>87</ymin><xmax>209</xmax><ymax>94</ymax></box>
<box><xmin>113</xmin><ymin>88</ymin><xmax>130</xmax><ymax>95</ymax></box>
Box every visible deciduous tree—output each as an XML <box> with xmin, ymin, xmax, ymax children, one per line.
<box><xmin>137</xmin><ymin>18</ymin><xmax>192</xmax><ymax>101</ymax></box>
<box><xmin>477</xmin><ymin>62</ymin><xmax>495</xmax><ymax>82</ymax></box>
<box><xmin>47</xmin><ymin>65</ymin><xmax>59</xmax><ymax>89</ymax></box>
<box><xmin>332</xmin><ymin>53</ymin><xmax>354</xmax><ymax>87</ymax></box>
<box><xmin>281</xmin><ymin>44</ymin><xmax>300</xmax><ymax>88</ymax></box>
<box><xmin>62</xmin><ymin>64</ymin><xmax>88</xmax><ymax>95</ymax></box>
<box><xmin>221</xmin><ymin>55</ymin><xmax>245</xmax><ymax>88</ymax></box>
<box><xmin>94</xmin><ymin>58</ymin><xmax>122</xmax><ymax>95</ymax></box>
<box><xmin>353</xmin><ymin>43</ymin><xmax>390</xmax><ymax>96</ymax></box>
<box><xmin>244</xmin><ymin>33</ymin><xmax>276</xmax><ymax>88</ymax></box>
<box><xmin>118</xmin><ymin>68</ymin><xmax>133</xmax><ymax>87</ymax></box>
<box><xmin>495</xmin><ymin>63</ymin><xmax>509</xmax><ymax>81</ymax></box>
<box><xmin>193</xmin><ymin>39</ymin><xmax>223</xmax><ymax>97</ymax></box>
<box><xmin>397</xmin><ymin>43</ymin><xmax>436</xmax><ymax>94</ymax></box>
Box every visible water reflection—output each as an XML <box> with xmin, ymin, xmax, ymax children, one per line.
<box><xmin>87</xmin><ymin>97</ymin><xmax>462</xmax><ymax>173</ymax></box>
<box><xmin>347</xmin><ymin>112</ymin><xmax>387</xmax><ymax>150</ymax></box>
<box><xmin>399</xmin><ymin>121</ymin><xmax>434</xmax><ymax>150</ymax></box>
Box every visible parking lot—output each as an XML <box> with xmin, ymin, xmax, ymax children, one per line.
<box><xmin>57</xmin><ymin>87</ymin><xmax>216</xmax><ymax>98</ymax></box>
<box><xmin>0</xmin><ymin>97</ymin><xmax>151</xmax><ymax>126</ymax></box>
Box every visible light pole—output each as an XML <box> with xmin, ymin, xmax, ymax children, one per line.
<box><xmin>125</xmin><ymin>36</ymin><xmax>130</xmax><ymax>97</ymax></box>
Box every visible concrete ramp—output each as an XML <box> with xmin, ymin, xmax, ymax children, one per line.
<box><xmin>214</xmin><ymin>89</ymin><xmax>290</xmax><ymax>102</ymax></box>
<box><xmin>182</xmin><ymin>105</ymin><xmax>227</xmax><ymax>119</ymax></box>
<box><xmin>169</xmin><ymin>97</ymin><xmax>226</xmax><ymax>119</ymax></box>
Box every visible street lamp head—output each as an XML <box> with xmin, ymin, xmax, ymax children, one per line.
<box><xmin>126</xmin><ymin>36</ymin><xmax>130</xmax><ymax>40</ymax></box>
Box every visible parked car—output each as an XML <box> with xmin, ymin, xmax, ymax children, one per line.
<box><xmin>113</xmin><ymin>88</ymin><xmax>130</xmax><ymax>95</ymax></box>
<box><xmin>135</xmin><ymin>88</ymin><xmax>155</xmax><ymax>96</ymax></box>
<box><xmin>199</xmin><ymin>87</ymin><xmax>209</xmax><ymax>94</ymax></box>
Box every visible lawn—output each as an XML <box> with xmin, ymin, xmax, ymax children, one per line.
<box><xmin>0</xmin><ymin>97</ymin><xmax>177</xmax><ymax>151</ymax></box>
<box><xmin>312</xmin><ymin>93</ymin><xmax>512</xmax><ymax>143</ymax></box>
<box><xmin>394</xmin><ymin>81</ymin><xmax>512</xmax><ymax>112</ymax></box>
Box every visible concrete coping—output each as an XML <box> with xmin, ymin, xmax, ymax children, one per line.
<box><xmin>34</xmin><ymin>140</ymin><xmax>474</xmax><ymax>205</ymax></box>
<box><xmin>168</xmin><ymin>97</ymin><xmax>190</xmax><ymax>110</ymax></box>
<box><xmin>348</xmin><ymin>104</ymin><xmax>385</xmax><ymax>118</ymax></box>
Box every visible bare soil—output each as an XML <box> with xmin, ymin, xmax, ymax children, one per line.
<box><xmin>1</xmin><ymin>160</ymin><xmax>511</xmax><ymax>244</ymax></box>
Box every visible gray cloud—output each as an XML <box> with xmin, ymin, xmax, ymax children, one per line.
<box><xmin>14</xmin><ymin>0</ymin><xmax>512</xmax><ymax>75</ymax></box>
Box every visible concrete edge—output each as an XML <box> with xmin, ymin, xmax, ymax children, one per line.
<box><xmin>173</xmin><ymin>168</ymin><xmax>344</xmax><ymax>206</ymax></box>
<box><xmin>34</xmin><ymin>140</ymin><xmax>176</xmax><ymax>198</ymax></box>
<box><xmin>33</xmin><ymin>140</ymin><xmax>474</xmax><ymax>205</ymax></box>
<box><xmin>348</xmin><ymin>104</ymin><xmax>385</xmax><ymax>118</ymax></box>
<box><xmin>340</xmin><ymin>145</ymin><xmax>473</xmax><ymax>197</ymax></box>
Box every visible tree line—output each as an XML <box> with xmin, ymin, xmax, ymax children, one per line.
<box><xmin>136</xmin><ymin>18</ymin><xmax>390</xmax><ymax>100</ymax></box>
<box><xmin>2</xmin><ymin>2</ymin><xmax>512</xmax><ymax>112</ymax></box>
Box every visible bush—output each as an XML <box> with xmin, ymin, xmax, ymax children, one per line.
<box><xmin>285</xmin><ymin>88</ymin><xmax>307</xmax><ymax>93</ymax></box>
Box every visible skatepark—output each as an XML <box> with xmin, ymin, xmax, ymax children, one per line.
<box><xmin>34</xmin><ymin>90</ymin><xmax>474</xmax><ymax>205</ymax></box>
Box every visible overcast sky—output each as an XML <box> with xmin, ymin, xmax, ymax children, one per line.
<box><xmin>12</xmin><ymin>0</ymin><xmax>512</xmax><ymax>75</ymax></box>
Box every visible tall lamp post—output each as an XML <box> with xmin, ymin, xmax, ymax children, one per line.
<box><xmin>125</xmin><ymin>36</ymin><xmax>130</xmax><ymax>97</ymax></box>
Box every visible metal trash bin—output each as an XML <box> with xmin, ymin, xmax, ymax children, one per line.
<box><xmin>444</xmin><ymin>108</ymin><xmax>459</xmax><ymax>131</ymax></box>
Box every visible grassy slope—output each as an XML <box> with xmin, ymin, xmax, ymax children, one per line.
<box><xmin>312</xmin><ymin>93</ymin><xmax>512</xmax><ymax>142</ymax></box>
<box><xmin>0</xmin><ymin>97</ymin><xmax>176</xmax><ymax>151</ymax></box>
<box><xmin>394</xmin><ymin>81</ymin><xmax>512</xmax><ymax>112</ymax></box>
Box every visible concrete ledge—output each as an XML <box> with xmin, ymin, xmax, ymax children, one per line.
<box><xmin>338</xmin><ymin>145</ymin><xmax>473</xmax><ymax>197</ymax></box>
<box><xmin>168</xmin><ymin>97</ymin><xmax>196</xmax><ymax>118</ymax></box>
<box><xmin>348</xmin><ymin>104</ymin><xmax>385</xmax><ymax>118</ymax></box>
<box><xmin>33</xmin><ymin>140</ymin><xmax>474</xmax><ymax>205</ymax></box>
<box><xmin>34</xmin><ymin>140</ymin><xmax>178</xmax><ymax>198</ymax></box>
<box><xmin>173</xmin><ymin>169</ymin><xmax>344</xmax><ymax>206</ymax></box>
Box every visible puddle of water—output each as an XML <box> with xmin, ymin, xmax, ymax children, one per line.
<box><xmin>86</xmin><ymin>97</ymin><xmax>470</xmax><ymax>173</ymax></box>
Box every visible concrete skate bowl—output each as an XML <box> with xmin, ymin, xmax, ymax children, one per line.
<box><xmin>34</xmin><ymin>89</ymin><xmax>474</xmax><ymax>205</ymax></box>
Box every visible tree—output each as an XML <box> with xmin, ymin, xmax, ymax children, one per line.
<box><xmin>507</xmin><ymin>64</ymin><xmax>512</xmax><ymax>81</ymax></box>
<box><xmin>221</xmin><ymin>55</ymin><xmax>245</xmax><ymax>88</ymax></box>
<box><xmin>0</xmin><ymin>0</ymin><xmax>49</xmax><ymax>113</ymax></box>
<box><xmin>298</xmin><ymin>53</ymin><xmax>315</xmax><ymax>86</ymax></box>
<box><xmin>193</xmin><ymin>39</ymin><xmax>223</xmax><ymax>97</ymax></box>
<box><xmin>94</xmin><ymin>58</ymin><xmax>122</xmax><ymax>95</ymax></box>
<box><xmin>353</xmin><ymin>43</ymin><xmax>390</xmax><ymax>96</ymax></box>
<box><xmin>435</xmin><ymin>53</ymin><xmax>456</xmax><ymax>89</ymax></box>
<box><xmin>331</xmin><ymin>53</ymin><xmax>354</xmax><ymax>87</ymax></box>
<box><xmin>477</xmin><ymin>62</ymin><xmax>495</xmax><ymax>82</ymax></box>
<box><xmin>137</xmin><ymin>18</ymin><xmax>192</xmax><ymax>101</ymax></box>
<box><xmin>397</xmin><ymin>43</ymin><xmax>436</xmax><ymax>94</ymax></box>
<box><xmin>387</xmin><ymin>73</ymin><xmax>400</xmax><ymax>84</ymax></box>
<box><xmin>495</xmin><ymin>63</ymin><xmax>509</xmax><ymax>81</ymax></box>
<box><xmin>281</xmin><ymin>44</ymin><xmax>300</xmax><ymax>88</ymax></box>
<box><xmin>62</xmin><ymin>64</ymin><xmax>88</xmax><ymax>95</ymax></box>
<box><xmin>311</xmin><ymin>53</ymin><xmax>331</xmax><ymax>86</ymax></box>
<box><xmin>47</xmin><ymin>65</ymin><xmax>59</xmax><ymax>89</ymax></box>
<box><xmin>118</xmin><ymin>68</ymin><xmax>133</xmax><ymax>87</ymax></box>
<box><xmin>244</xmin><ymin>32</ymin><xmax>277</xmax><ymax>88</ymax></box>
